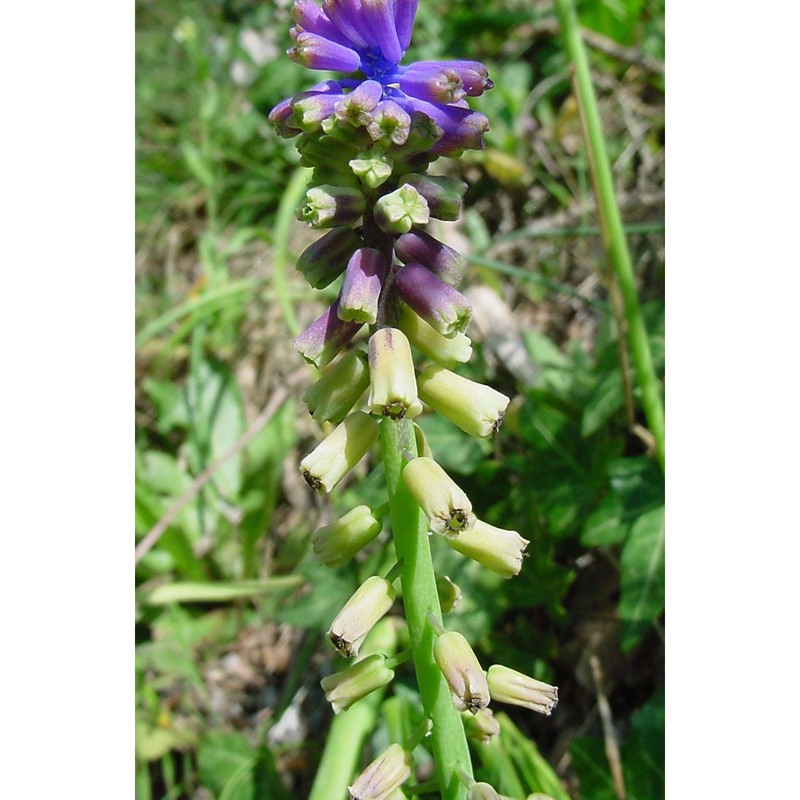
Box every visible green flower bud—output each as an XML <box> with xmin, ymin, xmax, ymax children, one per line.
<box><xmin>436</xmin><ymin>575</ymin><xmax>462</xmax><ymax>614</ymax></box>
<box><xmin>397</xmin><ymin>173</ymin><xmax>467</xmax><ymax>222</ymax></box>
<box><xmin>417</xmin><ymin>365</ymin><xmax>510</xmax><ymax>438</ymax></box>
<box><xmin>303</xmin><ymin>350</ymin><xmax>370</xmax><ymax>424</ymax></box>
<box><xmin>373</xmin><ymin>185</ymin><xmax>429</xmax><ymax>234</ymax></box>
<box><xmin>328</xmin><ymin>575</ymin><xmax>396</xmax><ymax>658</ymax></box>
<box><xmin>297</xmin><ymin>184</ymin><xmax>365</xmax><ymax>228</ymax></box>
<box><xmin>462</xmin><ymin>707</ymin><xmax>500</xmax><ymax>743</ymax></box>
<box><xmin>402</xmin><ymin>457</ymin><xmax>475</xmax><ymax>538</ymax></box>
<box><xmin>300</xmin><ymin>411</ymin><xmax>379</xmax><ymax>494</ymax></box>
<box><xmin>296</xmin><ymin>226</ymin><xmax>365</xmax><ymax>290</ymax></box>
<box><xmin>433</xmin><ymin>630</ymin><xmax>489</xmax><ymax>714</ymax></box>
<box><xmin>368</xmin><ymin>328</ymin><xmax>423</xmax><ymax>420</ymax></box>
<box><xmin>348</xmin><ymin>743</ymin><xmax>413</xmax><ymax>800</ymax></box>
<box><xmin>486</xmin><ymin>665</ymin><xmax>558</xmax><ymax>716</ymax></box>
<box><xmin>350</xmin><ymin>150</ymin><xmax>394</xmax><ymax>188</ymax></box>
<box><xmin>321</xmin><ymin>653</ymin><xmax>394</xmax><ymax>714</ymax></box>
<box><xmin>398</xmin><ymin>303</ymin><xmax>472</xmax><ymax>369</ymax></box>
<box><xmin>311</xmin><ymin>505</ymin><xmax>382</xmax><ymax>567</ymax></box>
<box><xmin>468</xmin><ymin>783</ymin><xmax>502</xmax><ymax>800</ymax></box>
<box><xmin>446</xmin><ymin>519</ymin><xmax>529</xmax><ymax>579</ymax></box>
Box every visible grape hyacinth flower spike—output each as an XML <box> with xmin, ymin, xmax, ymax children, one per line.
<box><xmin>273</xmin><ymin>2</ymin><xmax>560</xmax><ymax>798</ymax></box>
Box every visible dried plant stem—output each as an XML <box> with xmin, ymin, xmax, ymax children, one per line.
<box><xmin>555</xmin><ymin>0</ymin><xmax>665</xmax><ymax>473</ymax></box>
<box><xmin>380</xmin><ymin>418</ymin><xmax>472</xmax><ymax>800</ymax></box>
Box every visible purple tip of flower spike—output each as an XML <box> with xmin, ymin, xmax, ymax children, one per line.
<box><xmin>293</xmin><ymin>299</ymin><xmax>363</xmax><ymax>369</ymax></box>
<box><xmin>361</xmin><ymin>0</ymin><xmax>403</xmax><ymax>65</ymax></box>
<box><xmin>292</xmin><ymin>0</ymin><xmax>354</xmax><ymax>48</ymax></box>
<box><xmin>338</xmin><ymin>247</ymin><xmax>388</xmax><ymax>324</ymax></box>
<box><xmin>323</xmin><ymin>0</ymin><xmax>372</xmax><ymax>50</ymax></box>
<box><xmin>288</xmin><ymin>30</ymin><xmax>361</xmax><ymax>73</ymax></box>
<box><xmin>394</xmin><ymin>0</ymin><xmax>419</xmax><ymax>52</ymax></box>
<box><xmin>393</xmin><ymin>262</ymin><xmax>472</xmax><ymax>337</ymax></box>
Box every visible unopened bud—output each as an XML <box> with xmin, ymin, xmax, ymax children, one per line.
<box><xmin>328</xmin><ymin>575</ymin><xmax>396</xmax><ymax>658</ymax></box>
<box><xmin>398</xmin><ymin>303</ymin><xmax>472</xmax><ymax>369</ymax></box>
<box><xmin>367</xmin><ymin>99</ymin><xmax>412</xmax><ymax>146</ymax></box>
<box><xmin>348</xmin><ymin>743</ymin><xmax>413</xmax><ymax>800</ymax></box>
<box><xmin>293</xmin><ymin>299</ymin><xmax>363</xmax><ymax>369</ymax></box>
<box><xmin>402</xmin><ymin>457</ymin><xmax>475</xmax><ymax>537</ymax></box>
<box><xmin>297</xmin><ymin>226</ymin><xmax>364</xmax><ymax>289</ymax></box>
<box><xmin>321</xmin><ymin>653</ymin><xmax>394</xmax><ymax>714</ymax></box>
<box><xmin>398</xmin><ymin>174</ymin><xmax>467</xmax><ymax>222</ymax></box>
<box><xmin>417</xmin><ymin>365</ymin><xmax>510</xmax><ymax>438</ymax></box>
<box><xmin>373</xmin><ymin>185</ymin><xmax>429</xmax><ymax>234</ymax></box>
<box><xmin>288</xmin><ymin>30</ymin><xmax>360</xmax><ymax>73</ymax></box>
<box><xmin>300</xmin><ymin>411</ymin><xmax>379</xmax><ymax>494</ymax></box>
<box><xmin>303</xmin><ymin>350</ymin><xmax>369</xmax><ymax>423</ymax></box>
<box><xmin>463</xmin><ymin>707</ymin><xmax>500</xmax><ymax>743</ymax></box>
<box><xmin>395</xmin><ymin>228</ymin><xmax>465</xmax><ymax>287</ymax></box>
<box><xmin>292</xmin><ymin>91</ymin><xmax>341</xmax><ymax>132</ymax></box>
<box><xmin>447</xmin><ymin>519</ymin><xmax>529</xmax><ymax>579</ymax></box>
<box><xmin>433</xmin><ymin>630</ymin><xmax>489</xmax><ymax>714</ymax></box>
<box><xmin>368</xmin><ymin>328</ymin><xmax>423</xmax><ymax>420</ymax></box>
<box><xmin>311</xmin><ymin>505</ymin><xmax>382</xmax><ymax>567</ymax></box>
<box><xmin>292</xmin><ymin>300</ymin><xmax>361</xmax><ymax>369</ymax></box>
<box><xmin>436</xmin><ymin>575</ymin><xmax>462</xmax><ymax>613</ymax></box>
<box><xmin>339</xmin><ymin>248</ymin><xmax>388</xmax><ymax>325</ymax></box>
<box><xmin>297</xmin><ymin>184</ymin><xmax>365</xmax><ymax>228</ymax></box>
<box><xmin>335</xmin><ymin>80</ymin><xmax>384</xmax><ymax>127</ymax></box>
<box><xmin>486</xmin><ymin>665</ymin><xmax>559</xmax><ymax>716</ymax></box>
<box><xmin>468</xmin><ymin>783</ymin><xmax>502</xmax><ymax>800</ymax></box>
<box><xmin>394</xmin><ymin>263</ymin><xmax>472</xmax><ymax>338</ymax></box>
<box><xmin>350</xmin><ymin>150</ymin><xmax>394</xmax><ymax>189</ymax></box>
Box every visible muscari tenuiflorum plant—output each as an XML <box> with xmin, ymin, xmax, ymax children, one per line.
<box><xmin>270</xmin><ymin>2</ymin><xmax>559</xmax><ymax>798</ymax></box>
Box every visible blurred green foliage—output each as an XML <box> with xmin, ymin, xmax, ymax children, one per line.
<box><xmin>136</xmin><ymin>0</ymin><xmax>664</xmax><ymax>797</ymax></box>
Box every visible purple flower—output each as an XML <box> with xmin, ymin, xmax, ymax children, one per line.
<box><xmin>271</xmin><ymin>0</ymin><xmax>492</xmax><ymax>156</ymax></box>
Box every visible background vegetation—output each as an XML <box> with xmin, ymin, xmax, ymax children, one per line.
<box><xmin>135</xmin><ymin>0</ymin><xmax>665</xmax><ymax>797</ymax></box>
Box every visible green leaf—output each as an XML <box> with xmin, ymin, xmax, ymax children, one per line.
<box><xmin>582</xmin><ymin>493</ymin><xmax>628</xmax><ymax>546</ymax></box>
<box><xmin>581</xmin><ymin>368</ymin><xmax>624</xmax><ymax>437</ymax></box>
<box><xmin>416</xmin><ymin>414</ymin><xmax>491</xmax><ymax>475</ymax></box>
<box><xmin>140</xmin><ymin>577</ymin><xmax>304</xmax><ymax>605</ymax></box>
<box><xmin>274</xmin><ymin>562</ymin><xmax>354</xmax><ymax>629</ymax></box>
<box><xmin>619</xmin><ymin>505</ymin><xmax>665</xmax><ymax>650</ymax></box>
<box><xmin>143</xmin><ymin>378</ymin><xmax>190</xmax><ymax>434</ymax></box>
<box><xmin>197</xmin><ymin>731</ymin><xmax>256</xmax><ymax>800</ymax></box>
<box><xmin>182</xmin><ymin>141</ymin><xmax>214</xmax><ymax>187</ymax></box>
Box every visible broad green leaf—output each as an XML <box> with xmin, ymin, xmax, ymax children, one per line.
<box><xmin>141</xmin><ymin>577</ymin><xmax>303</xmax><ymax>605</ymax></box>
<box><xmin>182</xmin><ymin>141</ymin><xmax>214</xmax><ymax>187</ymax></box>
<box><xmin>135</xmin><ymin>716</ymin><xmax>196</xmax><ymax>762</ymax></box>
<box><xmin>581</xmin><ymin>368</ymin><xmax>624</xmax><ymax>437</ymax></box>
<box><xmin>138</xmin><ymin>451</ymin><xmax>190</xmax><ymax>497</ymax></box>
<box><xmin>582</xmin><ymin>493</ymin><xmax>628</xmax><ymax>546</ymax></box>
<box><xmin>198</xmin><ymin>731</ymin><xmax>255</xmax><ymax>800</ymax></box>
<box><xmin>619</xmin><ymin>505</ymin><xmax>665</xmax><ymax>650</ymax></box>
<box><xmin>143</xmin><ymin>378</ymin><xmax>190</xmax><ymax>434</ymax></box>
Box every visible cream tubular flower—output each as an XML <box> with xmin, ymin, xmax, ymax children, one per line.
<box><xmin>328</xmin><ymin>575</ymin><xmax>396</xmax><ymax>658</ymax></box>
<box><xmin>397</xmin><ymin>303</ymin><xmax>472</xmax><ymax>369</ymax></box>
<box><xmin>416</xmin><ymin>365</ymin><xmax>510</xmax><ymax>438</ymax></box>
<box><xmin>300</xmin><ymin>411</ymin><xmax>379</xmax><ymax>493</ymax></box>
<box><xmin>446</xmin><ymin>519</ymin><xmax>529</xmax><ymax>578</ymax></box>
<box><xmin>486</xmin><ymin>665</ymin><xmax>558</xmax><ymax>716</ymax></box>
<box><xmin>401</xmin><ymin>456</ymin><xmax>475</xmax><ymax>538</ymax></box>
<box><xmin>348</xmin><ymin>743</ymin><xmax>413</xmax><ymax>800</ymax></box>
<box><xmin>368</xmin><ymin>328</ymin><xmax>423</xmax><ymax>420</ymax></box>
<box><xmin>433</xmin><ymin>630</ymin><xmax>489</xmax><ymax>714</ymax></box>
<box><xmin>320</xmin><ymin>653</ymin><xmax>394</xmax><ymax>714</ymax></box>
<box><xmin>311</xmin><ymin>505</ymin><xmax>383</xmax><ymax>568</ymax></box>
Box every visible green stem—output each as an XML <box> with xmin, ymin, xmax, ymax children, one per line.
<box><xmin>380</xmin><ymin>418</ymin><xmax>473</xmax><ymax>800</ymax></box>
<box><xmin>554</xmin><ymin>0</ymin><xmax>665</xmax><ymax>473</ymax></box>
<box><xmin>308</xmin><ymin>619</ymin><xmax>397</xmax><ymax>800</ymax></box>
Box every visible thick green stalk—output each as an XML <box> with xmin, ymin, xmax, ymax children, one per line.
<box><xmin>308</xmin><ymin>619</ymin><xmax>398</xmax><ymax>800</ymax></box>
<box><xmin>554</xmin><ymin>0</ymin><xmax>665</xmax><ymax>473</ymax></box>
<box><xmin>380</xmin><ymin>418</ymin><xmax>472</xmax><ymax>800</ymax></box>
